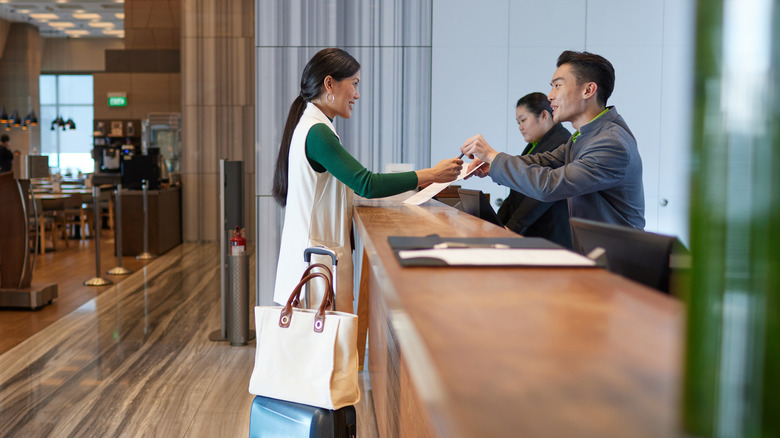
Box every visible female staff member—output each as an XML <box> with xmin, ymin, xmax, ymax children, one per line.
<box><xmin>496</xmin><ymin>92</ymin><xmax>573</xmax><ymax>248</ymax></box>
<box><xmin>272</xmin><ymin>48</ymin><xmax>462</xmax><ymax>312</ymax></box>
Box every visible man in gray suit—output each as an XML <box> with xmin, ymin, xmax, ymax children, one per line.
<box><xmin>460</xmin><ymin>50</ymin><xmax>645</xmax><ymax>229</ymax></box>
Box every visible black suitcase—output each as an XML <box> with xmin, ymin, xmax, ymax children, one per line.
<box><xmin>248</xmin><ymin>395</ymin><xmax>356</xmax><ymax>438</ymax></box>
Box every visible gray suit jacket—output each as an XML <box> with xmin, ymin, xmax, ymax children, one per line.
<box><xmin>496</xmin><ymin>123</ymin><xmax>573</xmax><ymax>247</ymax></box>
<box><xmin>490</xmin><ymin>106</ymin><xmax>645</xmax><ymax>229</ymax></box>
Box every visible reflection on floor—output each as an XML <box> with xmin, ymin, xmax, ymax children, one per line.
<box><xmin>0</xmin><ymin>242</ymin><xmax>378</xmax><ymax>437</ymax></box>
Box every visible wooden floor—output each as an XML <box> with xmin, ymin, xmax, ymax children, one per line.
<box><xmin>0</xmin><ymin>234</ymin><xmax>379</xmax><ymax>437</ymax></box>
<box><xmin>1</xmin><ymin>234</ymin><xmax>151</xmax><ymax>354</ymax></box>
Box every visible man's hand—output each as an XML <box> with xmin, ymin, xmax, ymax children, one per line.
<box><xmin>464</xmin><ymin>159</ymin><xmax>490</xmax><ymax>179</ymax></box>
<box><xmin>460</xmin><ymin>134</ymin><xmax>499</xmax><ymax>164</ymax></box>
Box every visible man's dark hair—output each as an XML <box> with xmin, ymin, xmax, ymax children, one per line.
<box><xmin>0</xmin><ymin>135</ymin><xmax>9</xmax><ymax>144</ymax></box>
<box><xmin>557</xmin><ymin>50</ymin><xmax>615</xmax><ymax>107</ymax></box>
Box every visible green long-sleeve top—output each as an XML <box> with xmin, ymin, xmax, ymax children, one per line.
<box><xmin>305</xmin><ymin>123</ymin><xmax>419</xmax><ymax>198</ymax></box>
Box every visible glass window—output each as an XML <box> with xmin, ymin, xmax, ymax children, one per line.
<box><xmin>58</xmin><ymin>75</ymin><xmax>94</xmax><ymax>105</ymax></box>
<box><xmin>39</xmin><ymin>74</ymin><xmax>94</xmax><ymax>174</ymax></box>
<box><xmin>39</xmin><ymin>105</ymin><xmax>58</xmax><ymax>156</ymax></box>
<box><xmin>40</xmin><ymin>75</ymin><xmax>57</xmax><ymax>105</ymax></box>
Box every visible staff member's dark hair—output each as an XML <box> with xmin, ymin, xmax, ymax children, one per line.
<box><xmin>0</xmin><ymin>134</ymin><xmax>9</xmax><ymax>143</ymax></box>
<box><xmin>272</xmin><ymin>48</ymin><xmax>360</xmax><ymax>207</ymax></box>
<box><xmin>516</xmin><ymin>92</ymin><xmax>554</xmax><ymax>118</ymax></box>
<box><xmin>556</xmin><ymin>50</ymin><xmax>615</xmax><ymax>107</ymax></box>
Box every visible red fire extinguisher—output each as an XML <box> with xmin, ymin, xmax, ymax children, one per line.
<box><xmin>230</xmin><ymin>226</ymin><xmax>246</xmax><ymax>255</ymax></box>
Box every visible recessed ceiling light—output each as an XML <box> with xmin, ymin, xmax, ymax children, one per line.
<box><xmin>103</xmin><ymin>29</ymin><xmax>125</xmax><ymax>37</ymax></box>
<box><xmin>17</xmin><ymin>9</ymin><xmax>31</xmax><ymax>13</ymax></box>
<box><xmin>88</xmin><ymin>22</ymin><xmax>115</xmax><ymax>28</ymax></box>
<box><xmin>49</xmin><ymin>22</ymin><xmax>75</xmax><ymax>28</ymax></box>
<box><xmin>65</xmin><ymin>30</ymin><xmax>90</xmax><ymax>37</ymax></box>
<box><xmin>115</xmin><ymin>13</ymin><xmax>125</xmax><ymax>19</ymax></box>
<box><xmin>30</xmin><ymin>13</ymin><xmax>60</xmax><ymax>21</ymax></box>
<box><xmin>73</xmin><ymin>13</ymin><xmax>101</xmax><ymax>20</ymax></box>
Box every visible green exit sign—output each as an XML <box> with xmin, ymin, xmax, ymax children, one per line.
<box><xmin>108</xmin><ymin>96</ymin><xmax>127</xmax><ymax>107</ymax></box>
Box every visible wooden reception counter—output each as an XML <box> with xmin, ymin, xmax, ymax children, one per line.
<box><xmin>353</xmin><ymin>198</ymin><xmax>683</xmax><ymax>438</ymax></box>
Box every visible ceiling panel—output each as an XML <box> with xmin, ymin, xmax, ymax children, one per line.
<box><xmin>0</xmin><ymin>0</ymin><xmax>124</xmax><ymax>38</ymax></box>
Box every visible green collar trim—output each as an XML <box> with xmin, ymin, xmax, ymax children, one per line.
<box><xmin>572</xmin><ymin>107</ymin><xmax>610</xmax><ymax>143</ymax></box>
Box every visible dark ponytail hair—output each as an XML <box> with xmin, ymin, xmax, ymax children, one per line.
<box><xmin>272</xmin><ymin>48</ymin><xmax>361</xmax><ymax>206</ymax></box>
<box><xmin>516</xmin><ymin>92</ymin><xmax>553</xmax><ymax>119</ymax></box>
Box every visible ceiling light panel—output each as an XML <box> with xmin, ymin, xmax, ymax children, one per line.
<box><xmin>30</xmin><ymin>13</ymin><xmax>60</xmax><ymax>21</ymax></box>
<box><xmin>72</xmin><ymin>13</ymin><xmax>101</xmax><ymax>20</ymax></box>
<box><xmin>0</xmin><ymin>2</ymin><xmax>126</xmax><ymax>39</ymax></box>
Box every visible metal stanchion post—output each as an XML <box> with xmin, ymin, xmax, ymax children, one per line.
<box><xmin>108</xmin><ymin>184</ymin><xmax>132</xmax><ymax>275</ymax></box>
<box><xmin>84</xmin><ymin>185</ymin><xmax>113</xmax><ymax>286</ymax></box>
<box><xmin>136</xmin><ymin>179</ymin><xmax>155</xmax><ymax>260</ymax></box>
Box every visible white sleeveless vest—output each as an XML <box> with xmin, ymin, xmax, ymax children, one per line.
<box><xmin>273</xmin><ymin>103</ymin><xmax>354</xmax><ymax>312</ymax></box>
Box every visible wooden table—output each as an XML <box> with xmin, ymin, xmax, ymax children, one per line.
<box><xmin>353</xmin><ymin>198</ymin><xmax>684</xmax><ymax>438</ymax></box>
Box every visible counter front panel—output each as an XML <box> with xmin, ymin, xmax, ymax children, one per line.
<box><xmin>354</xmin><ymin>198</ymin><xmax>683</xmax><ymax>438</ymax></box>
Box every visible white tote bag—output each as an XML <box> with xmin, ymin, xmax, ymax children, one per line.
<box><xmin>248</xmin><ymin>271</ymin><xmax>360</xmax><ymax>409</ymax></box>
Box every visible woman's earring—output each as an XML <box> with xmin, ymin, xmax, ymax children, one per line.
<box><xmin>327</xmin><ymin>93</ymin><xmax>335</xmax><ymax>104</ymax></box>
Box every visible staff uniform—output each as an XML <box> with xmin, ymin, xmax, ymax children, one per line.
<box><xmin>496</xmin><ymin>123</ymin><xmax>573</xmax><ymax>248</ymax></box>
<box><xmin>489</xmin><ymin>107</ymin><xmax>645</xmax><ymax>229</ymax></box>
<box><xmin>274</xmin><ymin>103</ymin><xmax>418</xmax><ymax>311</ymax></box>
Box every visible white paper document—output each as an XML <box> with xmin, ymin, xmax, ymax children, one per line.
<box><xmin>403</xmin><ymin>162</ymin><xmax>485</xmax><ymax>205</ymax></box>
<box><xmin>397</xmin><ymin>248</ymin><xmax>597</xmax><ymax>267</ymax></box>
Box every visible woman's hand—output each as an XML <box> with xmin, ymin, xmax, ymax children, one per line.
<box><xmin>460</xmin><ymin>134</ymin><xmax>499</xmax><ymax>164</ymax></box>
<box><xmin>416</xmin><ymin>158</ymin><xmax>463</xmax><ymax>186</ymax></box>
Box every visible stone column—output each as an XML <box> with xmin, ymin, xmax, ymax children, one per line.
<box><xmin>0</xmin><ymin>22</ymin><xmax>41</xmax><ymax>156</ymax></box>
<box><xmin>181</xmin><ymin>0</ymin><xmax>254</xmax><ymax>242</ymax></box>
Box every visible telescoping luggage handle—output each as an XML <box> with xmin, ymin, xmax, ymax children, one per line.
<box><xmin>280</xmin><ymin>272</ymin><xmax>334</xmax><ymax>333</ymax></box>
<box><xmin>303</xmin><ymin>247</ymin><xmax>337</xmax><ymax>310</ymax></box>
<box><xmin>303</xmin><ymin>247</ymin><xmax>338</xmax><ymax>266</ymax></box>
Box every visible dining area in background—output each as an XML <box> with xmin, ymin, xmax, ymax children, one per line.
<box><xmin>30</xmin><ymin>173</ymin><xmax>114</xmax><ymax>254</ymax></box>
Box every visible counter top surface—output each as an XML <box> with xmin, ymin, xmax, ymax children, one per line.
<box><xmin>354</xmin><ymin>197</ymin><xmax>683</xmax><ymax>438</ymax></box>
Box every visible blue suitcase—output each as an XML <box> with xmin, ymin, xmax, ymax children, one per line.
<box><xmin>249</xmin><ymin>395</ymin><xmax>356</xmax><ymax>438</ymax></box>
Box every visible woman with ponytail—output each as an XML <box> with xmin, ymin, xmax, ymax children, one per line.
<box><xmin>273</xmin><ymin>48</ymin><xmax>462</xmax><ymax>312</ymax></box>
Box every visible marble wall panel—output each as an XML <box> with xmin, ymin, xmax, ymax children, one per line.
<box><xmin>432</xmin><ymin>0</ymin><xmax>507</xmax><ymax>47</ymax></box>
<box><xmin>508</xmin><ymin>1</ymin><xmax>586</xmax><ymax>48</ymax></box>
<box><xmin>181</xmin><ymin>172</ymin><xmax>202</xmax><ymax>240</ymax></box>
<box><xmin>181</xmin><ymin>107</ymin><xmax>200</xmax><ymax>173</ymax></box>
<box><xmin>199</xmin><ymin>172</ymin><xmax>220</xmax><ymax>241</ymax></box>
<box><xmin>0</xmin><ymin>23</ymin><xmax>40</xmax><ymax>155</ymax></box>
<box><xmin>182</xmin><ymin>0</ymin><xmax>254</xmax><ymax>242</ymax></box>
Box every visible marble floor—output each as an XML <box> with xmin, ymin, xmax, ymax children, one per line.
<box><xmin>0</xmin><ymin>242</ymin><xmax>378</xmax><ymax>437</ymax></box>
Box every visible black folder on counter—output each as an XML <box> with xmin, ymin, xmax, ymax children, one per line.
<box><xmin>387</xmin><ymin>234</ymin><xmax>597</xmax><ymax>267</ymax></box>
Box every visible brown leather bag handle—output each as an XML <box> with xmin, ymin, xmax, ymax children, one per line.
<box><xmin>279</xmin><ymin>272</ymin><xmax>334</xmax><ymax>333</ymax></box>
<box><xmin>291</xmin><ymin>263</ymin><xmax>333</xmax><ymax>308</ymax></box>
